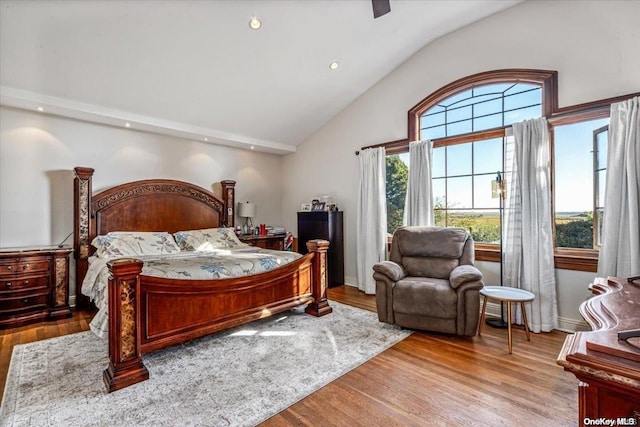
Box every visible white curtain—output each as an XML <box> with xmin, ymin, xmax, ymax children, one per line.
<box><xmin>356</xmin><ymin>147</ymin><xmax>388</xmax><ymax>294</ymax></box>
<box><xmin>403</xmin><ymin>140</ymin><xmax>434</xmax><ymax>226</ymax></box>
<box><xmin>597</xmin><ymin>96</ymin><xmax>640</xmax><ymax>277</ymax></box>
<box><xmin>503</xmin><ymin>118</ymin><xmax>558</xmax><ymax>333</ymax></box>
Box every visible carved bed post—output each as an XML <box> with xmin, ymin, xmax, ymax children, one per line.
<box><xmin>221</xmin><ymin>180</ymin><xmax>236</xmax><ymax>228</ymax></box>
<box><xmin>103</xmin><ymin>258</ymin><xmax>149</xmax><ymax>392</ymax></box>
<box><xmin>305</xmin><ymin>239</ymin><xmax>333</xmax><ymax>317</ymax></box>
<box><xmin>73</xmin><ymin>167</ymin><xmax>94</xmax><ymax>308</ymax></box>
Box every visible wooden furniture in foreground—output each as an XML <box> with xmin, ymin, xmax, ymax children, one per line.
<box><xmin>557</xmin><ymin>277</ymin><xmax>640</xmax><ymax>426</ymax></box>
<box><xmin>239</xmin><ymin>234</ymin><xmax>286</xmax><ymax>251</ymax></box>
<box><xmin>0</xmin><ymin>246</ymin><xmax>72</xmax><ymax>329</ymax></box>
<box><xmin>478</xmin><ymin>286</ymin><xmax>535</xmax><ymax>354</ymax></box>
<box><xmin>297</xmin><ymin>211</ymin><xmax>344</xmax><ymax>287</ymax></box>
<box><xmin>73</xmin><ymin>167</ymin><xmax>332</xmax><ymax>392</ymax></box>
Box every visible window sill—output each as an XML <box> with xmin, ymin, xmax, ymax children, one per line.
<box><xmin>475</xmin><ymin>246</ymin><xmax>598</xmax><ymax>272</ymax></box>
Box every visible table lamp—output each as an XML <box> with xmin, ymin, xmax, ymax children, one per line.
<box><xmin>238</xmin><ymin>201</ymin><xmax>256</xmax><ymax>235</ymax></box>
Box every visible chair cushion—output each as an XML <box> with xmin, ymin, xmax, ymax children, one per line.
<box><xmin>393</xmin><ymin>277</ymin><xmax>457</xmax><ymax>319</ymax></box>
<box><xmin>396</xmin><ymin>226</ymin><xmax>468</xmax><ymax>258</ymax></box>
<box><xmin>402</xmin><ymin>257</ymin><xmax>459</xmax><ymax>280</ymax></box>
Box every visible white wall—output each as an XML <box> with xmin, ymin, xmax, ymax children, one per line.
<box><xmin>281</xmin><ymin>0</ymin><xmax>640</xmax><ymax>330</ymax></box>
<box><xmin>0</xmin><ymin>106</ymin><xmax>284</xmax><ymax>299</ymax></box>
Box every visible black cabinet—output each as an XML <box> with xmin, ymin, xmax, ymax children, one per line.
<box><xmin>297</xmin><ymin>211</ymin><xmax>344</xmax><ymax>287</ymax></box>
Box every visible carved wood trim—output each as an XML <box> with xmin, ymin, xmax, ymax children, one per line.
<box><xmin>93</xmin><ymin>181</ymin><xmax>224</xmax><ymax>212</ymax></box>
<box><xmin>305</xmin><ymin>239</ymin><xmax>332</xmax><ymax>317</ymax></box>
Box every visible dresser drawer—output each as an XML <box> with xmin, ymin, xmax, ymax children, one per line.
<box><xmin>0</xmin><ymin>275</ymin><xmax>49</xmax><ymax>293</ymax></box>
<box><xmin>0</xmin><ymin>259</ymin><xmax>51</xmax><ymax>276</ymax></box>
<box><xmin>0</xmin><ymin>292</ymin><xmax>49</xmax><ymax>314</ymax></box>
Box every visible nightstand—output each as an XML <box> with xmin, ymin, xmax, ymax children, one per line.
<box><xmin>239</xmin><ymin>234</ymin><xmax>286</xmax><ymax>251</ymax></box>
<box><xmin>0</xmin><ymin>246</ymin><xmax>73</xmax><ymax>329</ymax></box>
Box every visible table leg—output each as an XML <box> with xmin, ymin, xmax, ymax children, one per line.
<box><xmin>521</xmin><ymin>301</ymin><xmax>531</xmax><ymax>341</ymax></box>
<box><xmin>478</xmin><ymin>296</ymin><xmax>488</xmax><ymax>336</ymax></box>
<box><xmin>507</xmin><ymin>301</ymin><xmax>513</xmax><ymax>354</ymax></box>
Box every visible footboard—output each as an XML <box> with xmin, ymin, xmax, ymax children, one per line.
<box><xmin>103</xmin><ymin>240</ymin><xmax>331</xmax><ymax>392</ymax></box>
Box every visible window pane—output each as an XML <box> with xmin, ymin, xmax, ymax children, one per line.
<box><xmin>434</xmin><ymin>209</ymin><xmax>447</xmax><ymax>227</ymax></box>
<box><xmin>596</xmin><ymin>130</ymin><xmax>608</xmax><ymax>170</ymax></box>
<box><xmin>385</xmin><ymin>154</ymin><xmax>409</xmax><ymax>235</ymax></box>
<box><xmin>433</xmin><ymin>178</ymin><xmax>446</xmax><ymax>207</ymax></box>
<box><xmin>473</xmin><ymin>138</ymin><xmax>503</xmax><ymax>174</ymax></box>
<box><xmin>441</xmin><ymin>89</ymin><xmax>472</xmax><ymax>107</ymax></box>
<box><xmin>473</xmin><ymin>113</ymin><xmax>502</xmax><ymax>131</ymax></box>
<box><xmin>447</xmin><ymin>120</ymin><xmax>472</xmax><ymax>136</ymax></box>
<box><xmin>474</xmin><ymin>98</ymin><xmax>502</xmax><ymax>117</ymax></box>
<box><xmin>432</xmin><ymin>147</ymin><xmax>446</xmax><ymax>178</ymax></box>
<box><xmin>446</xmin><ymin>143</ymin><xmax>472</xmax><ymax>176</ymax></box>
<box><xmin>553</xmin><ymin>117</ymin><xmax>609</xmax><ymax>249</ymax></box>
<box><xmin>474</xmin><ymin>83</ymin><xmax>512</xmax><ymax>96</ymax></box>
<box><xmin>474</xmin><ymin>174</ymin><xmax>500</xmax><ymax>209</ymax></box>
<box><xmin>423</xmin><ymin>125</ymin><xmax>446</xmax><ymax>140</ymax></box>
<box><xmin>504</xmin><ymin>105</ymin><xmax>541</xmax><ymax>125</ymax></box>
<box><xmin>447</xmin><ymin>105</ymin><xmax>472</xmax><ymax>123</ymax></box>
<box><xmin>446</xmin><ymin>176</ymin><xmax>472</xmax><ymax>208</ymax></box>
<box><xmin>504</xmin><ymin>88</ymin><xmax>541</xmax><ymax>111</ymax></box>
<box><xmin>504</xmin><ymin>83</ymin><xmax>537</xmax><ymax>95</ymax></box>
<box><xmin>447</xmin><ymin>210</ymin><xmax>501</xmax><ymax>244</ymax></box>
<box><xmin>596</xmin><ymin>170</ymin><xmax>606</xmax><ymax>208</ymax></box>
<box><xmin>422</xmin><ymin>111</ymin><xmax>445</xmax><ymax>129</ymax></box>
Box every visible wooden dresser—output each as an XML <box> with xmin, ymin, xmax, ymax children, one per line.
<box><xmin>0</xmin><ymin>246</ymin><xmax>73</xmax><ymax>329</ymax></box>
<box><xmin>239</xmin><ymin>234</ymin><xmax>286</xmax><ymax>251</ymax></box>
<box><xmin>557</xmin><ymin>276</ymin><xmax>640</xmax><ymax>426</ymax></box>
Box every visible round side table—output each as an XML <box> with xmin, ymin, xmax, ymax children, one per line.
<box><xmin>477</xmin><ymin>286</ymin><xmax>535</xmax><ymax>354</ymax></box>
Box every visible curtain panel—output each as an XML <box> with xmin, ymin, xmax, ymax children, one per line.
<box><xmin>403</xmin><ymin>140</ymin><xmax>434</xmax><ymax>226</ymax></box>
<box><xmin>597</xmin><ymin>96</ymin><xmax>640</xmax><ymax>278</ymax></box>
<box><xmin>503</xmin><ymin>118</ymin><xmax>558</xmax><ymax>333</ymax></box>
<box><xmin>356</xmin><ymin>147</ymin><xmax>388</xmax><ymax>294</ymax></box>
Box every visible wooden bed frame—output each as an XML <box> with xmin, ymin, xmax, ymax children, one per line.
<box><xmin>73</xmin><ymin>167</ymin><xmax>332</xmax><ymax>392</ymax></box>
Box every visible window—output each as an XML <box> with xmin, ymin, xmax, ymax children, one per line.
<box><xmin>369</xmin><ymin>69</ymin><xmax>636</xmax><ymax>271</ymax></box>
<box><xmin>553</xmin><ymin>118</ymin><xmax>609</xmax><ymax>249</ymax></box>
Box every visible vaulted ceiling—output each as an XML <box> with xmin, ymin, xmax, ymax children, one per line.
<box><xmin>0</xmin><ymin>0</ymin><xmax>521</xmax><ymax>154</ymax></box>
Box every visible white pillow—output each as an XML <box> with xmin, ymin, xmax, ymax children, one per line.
<box><xmin>91</xmin><ymin>231</ymin><xmax>181</xmax><ymax>258</ymax></box>
<box><xmin>173</xmin><ymin>228</ymin><xmax>247</xmax><ymax>251</ymax></box>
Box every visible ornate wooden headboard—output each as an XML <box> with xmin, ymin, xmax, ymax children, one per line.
<box><xmin>72</xmin><ymin>167</ymin><xmax>236</xmax><ymax>306</ymax></box>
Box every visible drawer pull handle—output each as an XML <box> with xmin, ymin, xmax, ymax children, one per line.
<box><xmin>23</xmin><ymin>264</ymin><xmax>29</xmax><ymax>270</ymax></box>
<box><xmin>23</xmin><ymin>280</ymin><xmax>29</xmax><ymax>286</ymax></box>
<box><xmin>6</xmin><ymin>282</ymin><xmax>12</xmax><ymax>288</ymax></box>
<box><xmin>23</xmin><ymin>298</ymin><xmax>29</xmax><ymax>303</ymax></box>
<box><xmin>7</xmin><ymin>266</ymin><xmax>12</xmax><ymax>271</ymax></box>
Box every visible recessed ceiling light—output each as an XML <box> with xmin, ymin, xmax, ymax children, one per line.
<box><xmin>248</xmin><ymin>17</ymin><xmax>262</xmax><ymax>30</ymax></box>
<box><xmin>36</xmin><ymin>106</ymin><xmax>44</xmax><ymax>112</ymax></box>
<box><xmin>329</xmin><ymin>62</ymin><xmax>339</xmax><ymax>70</ymax></box>
<box><xmin>250</xmin><ymin>146</ymin><xmax>255</xmax><ymax>150</ymax></box>
<box><xmin>204</xmin><ymin>137</ymin><xmax>208</xmax><ymax>141</ymax></box>
<box><xmin>125</xmin><ymin>123</ymin><xmax>131</xmax><ymax>128</ymax></box>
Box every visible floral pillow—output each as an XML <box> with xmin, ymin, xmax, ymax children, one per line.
<box><xmin>92</xmin><ymin>231</ymin><xmax>181</xmax><ymax>258</ymax></box>
<box><xmin>173</xmin><ymin>228</ymin><xmax>247</xmax><ymax>252</ymax></box>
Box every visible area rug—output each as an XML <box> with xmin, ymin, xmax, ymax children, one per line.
<box><xmin>0</xmin><ymin>301</ymin><xmax>411</xmax><ymax>427</ymax></box>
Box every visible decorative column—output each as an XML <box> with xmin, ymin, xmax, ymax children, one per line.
<box><xmin>103</xmin><ymin>258</ymin><xmax>149</xmax><ymax>393</ymax></box>
<box><xmin>73</xmin><ymin>167</ymin><xmax>94</xmax><ymax>308</ymax></box>
<box><xmin>221</xmin><ymin>180</ymin><xmax>236</xmax><ymax>228</ymax></box>
<box><xmin>305</xmin><ymin>239</ymin><xmax>333</xmax><ymax>317</ymax></box>
<box><xmin>48</xmin><ymin>248</ymin><xmax>73</xmax><ymax>320</ymax></box>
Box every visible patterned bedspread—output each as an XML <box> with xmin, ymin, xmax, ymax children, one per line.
<box><xmin>82</xmin><ymin>247</ymin><xmax>302</xmax><ymax>339</ymax></box>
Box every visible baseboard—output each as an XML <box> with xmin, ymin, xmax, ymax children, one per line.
<box><xmin>69</xmin><ymin>295</ymin><xmax>76</xmax><ymax>308</ymax></box>
<box><xmin>483</xmin><ymin>301</ymin><xmax>589</xmax><ymax>333</ymax></box>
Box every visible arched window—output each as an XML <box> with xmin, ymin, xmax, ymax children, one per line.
<box><xmin>371</xmin><ymin>69</ymin><xmax>634</xmax><ymax>271</ymax></box>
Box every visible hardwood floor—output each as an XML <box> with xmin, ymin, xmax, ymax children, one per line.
<box><xmin>0</xmin><ymin>286</ymin><xmax>578</xmax><ymax>426</ymax></box>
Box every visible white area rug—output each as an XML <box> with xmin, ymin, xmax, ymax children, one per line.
<box><xmin>0</xmin><ymin>301</ymin><xmax>411</xmax><ymax>426</ymax></box>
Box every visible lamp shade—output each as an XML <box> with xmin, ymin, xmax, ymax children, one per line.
<box><xmin>237</xmin><ymin>202</ymin><xmax>256</xmax><ymax>218</ymax></box>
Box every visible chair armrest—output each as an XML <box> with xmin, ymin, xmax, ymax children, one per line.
<box><xmin>372</xmin><ymin>261</ymin><xmax>407</xmax><ymax>282</ymax></box>
<box><xmin>450</xmin><ymin>265</ymin><xmax>483</xmax><ymax>289</ymax></box>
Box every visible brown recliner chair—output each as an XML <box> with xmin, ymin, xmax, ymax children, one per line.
<box><xmin>373</xmin><ymin>226</ymin><xmax>484</xmax><ymax>336</ymax></box>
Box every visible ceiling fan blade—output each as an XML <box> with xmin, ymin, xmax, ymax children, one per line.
<box><xmin>372</xmin><ymin>0</ymin><xmax>391</xmax><ymax>19</ymax></box>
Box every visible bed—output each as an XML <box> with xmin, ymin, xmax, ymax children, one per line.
<box><xmin>73</xmin><ymin>167</ymin><xmax>332</xmax><ymax>392</ymax></box>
